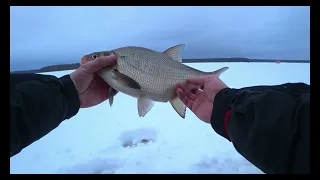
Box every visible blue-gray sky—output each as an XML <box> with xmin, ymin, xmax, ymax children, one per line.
<box><xmin>10</xmin><ymin>6</ymin><xmax>310</xmax><ymax>71</ymax></box>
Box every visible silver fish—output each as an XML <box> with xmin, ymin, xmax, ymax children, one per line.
<box><xmin>80</xmin><ymin>44</ymin><xmax>228</xmax><ymax>118</ymax></box>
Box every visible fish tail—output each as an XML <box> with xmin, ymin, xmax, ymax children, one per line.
<box><xmin>212</xmin><ymin>67</ymin><xmax>229</xmax><ymax>77</ymax></box>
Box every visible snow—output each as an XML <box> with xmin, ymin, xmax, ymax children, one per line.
<box><xmin>10</xmin><ymin>62</ymin><xmax>310</xmax><ymax>174</ymax></box>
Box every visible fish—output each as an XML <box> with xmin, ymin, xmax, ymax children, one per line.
<box><xmin>80</xmin><ymin>44</ymin><xmax>229</xmax><ymax>118</ymax></box>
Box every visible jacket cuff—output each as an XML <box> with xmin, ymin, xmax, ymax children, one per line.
<box><xmin>58</xmin><ymin>75</ymin><xmax>80</xmax><ymax>119</ymax></box>
<box><xmin>210</xmin><ymin>88</ymin><xmax>238</xmax><ymax>141</ymax></box>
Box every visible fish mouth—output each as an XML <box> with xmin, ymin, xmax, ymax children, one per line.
<box><xmin>80</xmin><ymin>56</ymin><xmax>88</xmax><ymax>65</ymax></box>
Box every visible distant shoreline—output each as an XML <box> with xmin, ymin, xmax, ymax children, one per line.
<box><xmin>11</xmin><ymin>63</ymin><xmax>81</xmax><ymax>74</ymax></box>
<box><xmin>10</xmin><ymin>58</ymin><xmax>310</xmax><ymax>74</ymax></box>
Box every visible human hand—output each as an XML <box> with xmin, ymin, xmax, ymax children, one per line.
<box><xmin>70</xmin><ymin>55</ymin><xmax>117</xmax><ymax>108</ymax></box>
<box><xmin>176</xmin><ymin>75</ymin><xmax>228</xmax><ymax>123</ymax></box>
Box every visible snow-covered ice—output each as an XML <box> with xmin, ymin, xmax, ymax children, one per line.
<box><xmin>10</xmin><ymin>62</ymin><xmax>310</xmax><ymax>174</ymax></box>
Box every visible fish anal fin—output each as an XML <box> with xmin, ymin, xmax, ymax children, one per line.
<box><xmin>137</xmin><ymin>96</ymin><xmax>155</xmax><ymax>117</ymax></box>
<box><xmin>163</xmin><ymin>44</ymin><xmax>185</xmax><ymax>63</ymax></box>
<box><xmin>170</xmin><ymin>97</ymin><xmax>187</xmax><ymax>118</ymax></box>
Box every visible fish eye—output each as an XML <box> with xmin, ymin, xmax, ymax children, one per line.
<box><xmin>91</xmin><ymin>54</ymin><xmax>98</xmax><ymax>60</ymax></box>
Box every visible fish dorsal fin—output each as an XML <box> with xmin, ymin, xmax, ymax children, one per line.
<box><xmin>163</xmin><ymin>44</ymin><xmax>185</xmax><ymax>63</ymax></box>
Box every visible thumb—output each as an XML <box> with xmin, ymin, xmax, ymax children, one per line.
<box><xmin>81</xmin><ymin>55</ymin><xmax>117</xmax><ymax>74</ymax></box>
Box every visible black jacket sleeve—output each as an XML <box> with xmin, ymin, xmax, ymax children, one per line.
<box><xmin>10</xmin><ymin>73</ymin><xmax>80</xmax><ymax>157</ymax></box>
<box><xmin>210</xmin><ymin>83</ymin><xmax>310</xmax><ymax>174</ymax></box>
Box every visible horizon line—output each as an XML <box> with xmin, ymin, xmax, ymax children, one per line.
<box><xmin>182</xmin><ymin>58</ymin><xmax>310</xmax><ymax>63</ymax></box>
<box><xmin>10</xmin><ymin>57</ymin><xmax>310</xmax><ymax>73</ymax></box>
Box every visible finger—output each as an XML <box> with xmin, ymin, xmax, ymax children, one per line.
<box><xmin>95</xmin><ymin>75</ymin><xmax>119</xmax><ymax>96</ymax></box>
<box><xmin>187</xmin><ymin>76</ymin><xmax>206</xmax><ymax>87</ymax></box>
<box><xmin>95</xmin><ymin>74</ymin><xmax>110</xmax><ymax>88</ymax></box>
<box><xmin>177</xmin><ymin>88</ymin><xmax>193</xmax><ymax>110</ymax></box>
<box><xmin>186</xmin><ymin>82</ymin><xmax>202</xmax><ymax>92</ymax></box>
<box><xmin>176</xmin><ymin>82</ymin><xmax>186</xmax><ymax>91</ymax></box>
<box><xmin>194</xmin><ymin>89</ymin><xmax>208</xmax><ymax>102</ymax></box>
<box><xmin>82</xmin><ymin>55</ymin><xmax>117</xmax><ymax>74</ymax></box>
<box><xmin>176</xmin><ymin>83</ymin><xmax>197</xmax><ymax>100</ymax></box>
<box><xmin>176</xmin><ymin>88</ymin><xmax>187</xmax><ymax>103</ymax></box>
<box><xmin>185</xmin><ymin>89</ymin><xmax>197</xmax><ymax>101</ymax></box>
<box><xmin>194</xmin><ymin>89</ymin><xmax>204</xmax><ymax>97</ymax></box>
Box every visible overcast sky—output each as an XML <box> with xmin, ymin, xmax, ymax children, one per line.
<box><xmin>10</xmin><ymin>6</ymin><xmax>310</xmax><ymax>71</ymax></box>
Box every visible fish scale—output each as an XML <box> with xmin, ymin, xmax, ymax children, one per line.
<box><xmin>80</xmin><ymin>44</ymin><xmax>229</xmax><ymax>118</ymax></box>
<box><xmin>118</xmin><ymin>47</ymin><xmax>202</xmax><ymax>79</ymax></box>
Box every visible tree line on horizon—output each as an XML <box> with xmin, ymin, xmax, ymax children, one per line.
<box><xmin>11</xmin><ymin>63</ymin><xmax>81</xmax><ymax>74</ymax></box>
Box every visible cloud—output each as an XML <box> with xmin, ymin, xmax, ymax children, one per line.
<box><xmin>10</xmin><ymin>6</ymin><xmax>310</xmax><ymax>70</ymax></box>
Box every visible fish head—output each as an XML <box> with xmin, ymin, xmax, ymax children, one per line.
<box><xmin>80</xmin><ymin>51</ymin><xmax>114</xmax><ymax>65</ymax></box>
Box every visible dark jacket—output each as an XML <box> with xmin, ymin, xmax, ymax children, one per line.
<box><xmin>211</xmin><ymin>83</ymin><xmax>310</xmax><ymax>174</ymax></box>
<box><xmin>10</xmin><ymin>73</ymin><xmax>80</xmax><ymax>157</ymax></box>
<box><xmin>10</xmin><ymin>73</ymin><xmax>310</xmax><ymax>174</ymax></box>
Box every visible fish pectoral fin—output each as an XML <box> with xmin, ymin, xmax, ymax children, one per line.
<box><xmin>112</xmin><ymin>69</ymin><xmax>141</xmax><ymax>90</ymax></box>
<box><xmin>212</xmin><ymin>67</ymin><xmax>229</xmax><ymax>77</ymax></box>
<box><xmin>137</xmin><ymin>96</ymin><xmax>155</xmax><ymax>117</ymax></box>
<box><xmin>108</xmin><ymin>87</ymin><xmax>117</xmax><ymax>106</ymax></box>
<box><xmin>170</xmin><ymin>97</ymin><xmax>187</xmax><ymax>119</ymax></box>
<box><xmin>163</xmin><ymin>44</ymin><xmax>185</xmax><ymax>63</ymax></box>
